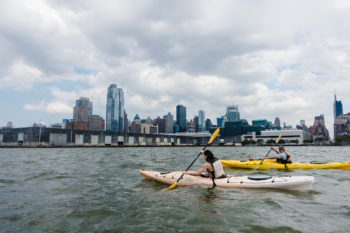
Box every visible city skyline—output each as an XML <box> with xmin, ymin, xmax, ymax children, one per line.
<box><xmin>2</xmin><ymin>1</ymin><xmax>350</xmax><ymax>138</ymax></box>
<box><xmin>0</xmin><ymin>80</ymin><xmax>346</xmax><ymax>138</ymax></box>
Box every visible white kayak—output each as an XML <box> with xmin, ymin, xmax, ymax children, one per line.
<box><xmin>140</xmin><ymin>170</ymin><xmax>314</xmax><ymax>190</ymax></box>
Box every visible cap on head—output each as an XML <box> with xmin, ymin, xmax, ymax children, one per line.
<box><xmin>279</xmin><ymin>145</ymin><xmax>285</xmax><ymax>150</ymax></box>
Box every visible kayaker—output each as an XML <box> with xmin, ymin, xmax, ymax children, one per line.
<box><xmin>264</xmin><ymin>145</ymin><xmax>292</xmax><ymax>164</ymax></box>
<box><xmin>183</xmin><ymin>149</ymin><xmax>226</xmax><ymax>179</ymax></box>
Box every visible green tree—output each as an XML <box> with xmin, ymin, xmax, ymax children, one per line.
<box><xmin>242</xmin><ymin>139</ymin><xmax>250</xmax><ymax>146</ymax></box>
<box><xmin>266</xmin><ymin>139</ymin><xmax>275</xmax><ymax>145</ymax></box>
<box><xmin>290</xmin><ymin>139</ymin><xmax>299</xmax><ymax>144</ymax></box>
<box><xmin>303</xmin><ymin>139</ymin><xmax>313</xmax><ymax>144</ymax></box>
<box><xmin>249</xmin><ymin>139</ymin><xmax>256</xmax><ymax>145</ymax></box>
<box><xmin>278</xmin><ymin>139</ymin><xmax>286</xmax><ymax>144</ymax></box>
<box><xmin>257</xmin><ymin>139</ymin><xmax>264</xmax><ymax>145</ymax></box>
<box><xmin>335</xmin><ymin>135</ymin><xmax>350</xmax><ymax>145</ymax></box>
<box><xmin>314</xmin><ymin>137</ymin><xmax>325</xmax><ymax>144</ymax></box>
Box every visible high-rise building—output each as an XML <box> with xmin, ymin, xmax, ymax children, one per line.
<box><xmin>205</xmin><ymin>118</ymin><xmax>213</xmax><ymax>130</ymax></box>
<box><xmin>70</xmin><ymin>97</ymin><xmax>104</xmax><ymax>131</ymax></box>
<box><xmin>217</xmin><ymin>117</ymin><xmax>224</xmax><ymax>128</ymax></box>
<box><xmin>154</xmin><ymin>116</ymin><xmax>165</xmax><ymax>133</ymax></box>
<box><xmin>296</xmin><ymin>120</ymin><xmax>307</xmax><ymax>131</ymax></box>
<box><xmin>334</xmin><ymin>113</ymin><xmax>350</xmax><ymax>137</ymax></box>
<box><xmin>176</xmin><ymin>104</ymin><xmax>187</xmax><ymax>132</ymax></box>
<box><xmin>73</xmin><ymin>97</ymin><xmax>92</xmax><ymax>122</ymax></box>
<box><xmin>187</xmin><ymin>119</ymin><xmax>195</xmax><ymax>132</ymax></box>
<box><xmin>193</xmin><ymin>116</ymin><xmax>199</xmax><ymax>132</ymax></box>
<box><xmin>274</xmin><ymin>117</ymin><xmax>281</xmax><ymax>128</ymax></box>
<box><xmin>130</xmin><ymin>114</ymin><xmax>141</xmax><ymax>134</ymax></box>
<box><xmin>146</xmin><ymin>116</ymin><xmax>153</xmax><ymax>125</ymax></box>
<box><xmin>164</xmin><ymin>112</ymin><xmax>174</xmax><ymax>133</ymax></box>
<box><xmin>124</xmin><ymin>111</ymin><xmax>128</xmax><ymax>133</ymax></box>
<box><xmin>308</xmin><ymin>114</ymin><xmax>329</xmax><ymax>140</ymax></box>
<box><xmin>226</xmin><ymin>105</ymin><xmax>240</xmax><ymax>121</ymax></box>
<box><xmin>333</xmin><ymin>94</ymin><xmax>343</xmax><ymax>120</ymax></box>
<box><xmin>88</xmin><ymin>115</ymin><xmax>104</xmax><ymax>131</ymax></box>
<box><xmin>198</xmin><ymin>110</ymin><xmax>205</xmax><ymax>132</ymax></box>
<box><xmin>106</xmin><ymin>84</ymin><xmax>124</xmax><ymax>132</ymax></box>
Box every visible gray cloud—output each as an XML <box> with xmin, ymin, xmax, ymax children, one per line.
<box><xmin>2</xmin><ymin>0</ymin><xmax>350</xmax><ymax>136</ymax></box>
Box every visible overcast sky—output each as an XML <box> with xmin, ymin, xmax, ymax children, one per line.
<box><xmin>1</xmin><ymin>0</ymin><xmax>350</xmax><ymax>137</ymax></box>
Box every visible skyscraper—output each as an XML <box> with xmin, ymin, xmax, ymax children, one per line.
<box><xmin>217</xmin><ymin>117</ymin><xmax>224</xmax><ymax>127</ymax></box>
<box><xmin>334</xmin><ymin>113</ymin><xmax>350</xmax><ymax>137</ymax></box>
<box><xmin>130</xmin><ymin>114</ymin><xmax>141</xmax><ymax>134</ymax></box>
<box><xmin>106</xmin><ymin>84</ymin><xmax>125</xmax><ymax>132</ymax></box>
<box><xmin>198</xmin><ymin>110</ymin><xmax>205</xmax><ymax>132</ymax></box>
<box><xmin>194</xmin><ymin>116</ymin><xmax>199</xmax><ymax>132</ymax></box>
<box><xmin>164</xmin><ymin>112</ymin><xmax>174</xmax><ymax>133</ymax></box>
<box><xmin>226</xmin><ymin>105</ymin><xmax>240</xmax><ymax>121</ymax></box>
<box><xmin>309</xmin><ymin>114</ymin><xmax>329</xmax><ymax>140</ymax></box>
<box><xmin>73</xmin><ymin>97</ymin><xmax>93</xmax><ymax>122</ymax></box>
<box><xmin>176</xmin><ymin>104</ymin><xmax>187</xmax><ymax>132</ymax></box>
<box><xmin>274</xmin><ymin>117</ymin><xmax>281</xmax><ymax>128</ymax></box>
<box><xmin>333</xmin><ymin>94</ymin><xmax>343</xmax><ymax>120</ymax></box>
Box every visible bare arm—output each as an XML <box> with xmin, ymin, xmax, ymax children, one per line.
<box><xmin>184</xmin><ymin>163</ymin><xmax>211</xmax><ymax>176</ymax></box>
<box><xmin>264</xmin><ymin>156</ymin><xmax>278</xmax><ymax>160</ymax></box>
<box><xmin>270</xmin><ymin>146</ymin><xmax>279</xmax><ymax>154</ymax></box>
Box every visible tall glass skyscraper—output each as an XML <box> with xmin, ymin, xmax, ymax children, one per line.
<box><xmin>198</xmin><ymin>110</ymin><xmax>205</xmax><ymax>132</ymax></box>
<box><xmin>176</xmin><ymin>104</ymin><xmax>187</xmax><ymax>132</ymax></box>
<box><xmin>226</xmin><ymin>105</ymin><xmax>240</xmax><ymax>121</ymax></box>
<box><xmin>106</xmin><ymin>84</ymin><xmax>124</xmax><ymax>132</ymax></box>
<box><xmin>333</xmin><ymin>94</ymin><xmax>343</xmax><ymax>120</ymax></box>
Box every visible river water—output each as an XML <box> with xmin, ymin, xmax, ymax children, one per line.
<box><xmin>0</xmin><ymin>146</ymin><xmax>350</xmax><ymax>233</ymax></box>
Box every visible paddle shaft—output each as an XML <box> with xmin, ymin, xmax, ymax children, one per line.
<box><xmin>260</xmin><ymin>134</ymin><xmax>283</xmax><ymax>166</ymax></box>
<box><xmin>175</xmin><ymin>146</ymin><xmax>208</xmax><ymax>183</ymax></box>
<box><xmin>167</xmin><ymin>128</ymin><xmax>220</xmax><ymax>190</ymax></box>
<box><xmin>260</xmin><ymin>149</ymin><xmax>273</xmax><ymax>165</ymax></box>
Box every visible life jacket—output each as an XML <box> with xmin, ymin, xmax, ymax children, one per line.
<box><xmin>276</xmin><ymin>152</ymin><xmax>292</xmax><ymax>164</ymax></box>
<box><xmin>207</xmin><ymin>158</ymin><xmax>226</xmax><ymax>179</ymax></box>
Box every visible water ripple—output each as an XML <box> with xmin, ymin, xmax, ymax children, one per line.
<box><xmin>1</xmin><ymin>146</ymin><xmax>350</xmax><ymax>232</ymax></box>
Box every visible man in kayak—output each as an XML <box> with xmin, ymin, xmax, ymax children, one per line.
<box><xmin>264</xmin><ymin>145</ymin><xmax>292</xmax><ymax>164</ymax></box>
<box><xmin>183</xmin><ymin>149</ymin><xmax>226</xmax><ymax>179</ymax></box>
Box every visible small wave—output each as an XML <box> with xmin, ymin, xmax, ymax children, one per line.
<box><xmin>242</xmin><ymin>225</ymin><xmax>302</xmax><ymax>233</ymax></box>
<box><xmin>120</xmin><ymin>162</ymin><xmax>145</xmax><ymax>169</ymax></box>
<box><xmin>24</xmin><ymin>170</ymin><xmax>56</xmax><ymax>181</ymax></box>
<box><xmin>0</xmin><ymin>179</ymin><xmax>16</xmax><ymax>185</ymax></box>
<box><xmin>263</xmin><ymin>198</ymin><xmax>282</xmax><ymax>209</ymax></box>
<box><xmin>65</xmin><ymin>208</ymin><xmax>116</xmax><ymax>219</ymax></box>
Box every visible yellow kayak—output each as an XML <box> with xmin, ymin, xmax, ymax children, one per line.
<box><xmin>221</xmin><ymin>159</ymin><xmax>350</xmax><ymax>170</ymax></box>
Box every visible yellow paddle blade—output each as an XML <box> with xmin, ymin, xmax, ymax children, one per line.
<box><xmin>208</xmin><ymin>128</ymin><xmax>220</xmax><ymax>144</ymax></box>
<box><xmin>276</xmin><ymin>134</ymin><xmax>283</xmax><ymax>143</ymax></box>
<box><xmin>168</xmin><ymin>182</ymin><xmax>177</xmax><ymax>190</ymax></box>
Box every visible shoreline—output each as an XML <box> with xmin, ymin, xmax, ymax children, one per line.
<box><xmin>0</xmin><ymin>144</ymin><xmax>344</xmax><ymax>148</ymax></box>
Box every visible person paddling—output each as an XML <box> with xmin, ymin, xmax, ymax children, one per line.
<box><xmin>264</xmin><ymin>145</ymin><xmax>292</xmax><ymax>164</ymax></box>
<box><xmin>183</xmin><ymin>149</ymin><xmax>226</xmax><ymax>180</ymax></box>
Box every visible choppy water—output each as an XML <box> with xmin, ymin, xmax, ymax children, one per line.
<box><xmin>0</xmin><ymin>146</ymin><xmax>350</xmax><ymax>233</ymax></box>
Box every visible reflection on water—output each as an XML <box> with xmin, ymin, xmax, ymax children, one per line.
<box><xmin>198</xmin><ymin>187</ymin><xmax>221</xmax><ymax>204</ymax></box>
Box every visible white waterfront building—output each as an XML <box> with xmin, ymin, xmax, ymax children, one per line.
<box><xmin>241</xmin><ymin>129</ymin><xmax>312</xmax><ymax>145</ymax></box>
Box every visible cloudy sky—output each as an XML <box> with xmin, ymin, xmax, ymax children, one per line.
<box><xmin>1</xmin><ymin>0</ymin><xmax>350</xmax><ymax>137</ymax></box>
